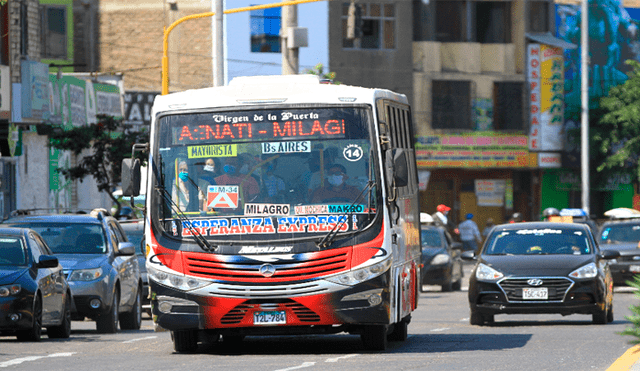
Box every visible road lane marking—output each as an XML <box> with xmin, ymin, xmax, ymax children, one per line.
<box><xmin>431</xmin><ymin>327</ymin><xmax>450</xmax><ymax>332</ymax></box>
<box><xmin>274</xmin><ymin>362</ymin><xmax>316</xmax><ymax>371</ymax></box>
<box><xmin>0</xmin><ymin>352</ymin><xmax>76</xmax><ymax>368</ymax></box>
<box><xmin>122</xmin><ymin>336</ymin><xmax>158</xmax><ymax>343</ymax></box>
<box><xmin>325</xmin><ymin>354</ymin><xmax>358</xmax><ymax>362</ymax></box>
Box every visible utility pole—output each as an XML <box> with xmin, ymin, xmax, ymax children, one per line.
<box><xmin>281</xmin><ymin>4</ymin><xmax>298</xmax><ymax>75</ymax></box>
<box><xmin>213</xmin><ymin>0</ymin><xmax>224</xmax><ymax>86</ymax></box>
<box><xmin>581</xmin><ymin>0</ymin><xmax>590</xmax><ymax>215</ymax></box>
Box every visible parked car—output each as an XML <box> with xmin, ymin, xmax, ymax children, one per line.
<box><xmin>0</xmin><ymin>227</ymin><xmax>72</xmax><ymax>341</ymax></box>
<box><xmin>119</xmin><ymin>219</ymin><xmax>150</xmax><ymax>316</ymax></box>
<box><xmin>3</xmin><ymin>210</ymin><xmax>143</xmax><ymax>333</ymax></box>
<box><xmin>597</xmin><ymin>216</ymin><xmax>640</xmax><ymax>285</ymax></box>
<box><xmin>420</xmin><ymin>220</ymin><xmax>463</xmax><ymax>292</ymax></box>
<box><xmin>463</xmin><ymin>222</ymin><xmax>618</xmax><ymax>326</ymax></box>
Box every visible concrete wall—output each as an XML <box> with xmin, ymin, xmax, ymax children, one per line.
<box><xmin>17</xmin><ymin>133</ymin><xmax>50</xmax><ymax>210</ymax></box>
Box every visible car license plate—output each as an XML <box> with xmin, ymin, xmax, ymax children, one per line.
<box><xmin>630</xmin><ymin>265</ymin><xmax>640</xmax><ymax>273</ymax></box>
<box><xmin>522</xmin><ymin>287</ymin><xmax>548</xmax><ymax>300</ymax></box>
<box><xmin>253</xmin><ymin>311</ymin><xmax>286</xmax><ymax>325</ymax></box>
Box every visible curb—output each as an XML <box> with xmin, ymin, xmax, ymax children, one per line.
<box><xmin>607</xmin><ymin>345</ymin><xmax>640</xmax><ymax>371</ymax></box>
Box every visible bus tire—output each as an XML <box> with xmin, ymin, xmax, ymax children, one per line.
<box><xmin>361</xmin><ymin>325</ymin><xmax>387</xmax><ymax>351</ymax></box>
<box><xmin>388</xmin><ymin>318</ymin><xmax>408</xmax><ymax>342</ymax></box>
<box><xmin>172</xmin><ymin>330</ymin><xmax>198</xmax><ymax>353</ymax></box>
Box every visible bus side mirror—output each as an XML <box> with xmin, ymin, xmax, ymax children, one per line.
<box><xmin>122</xmin><ymin>158</ymin><xmax>141</xmax><ymax>197</ymax></box>
<box><xmin>385</xmin><ymin>149</ymin><xmax>408</xmax><ymax>188</ymax></box>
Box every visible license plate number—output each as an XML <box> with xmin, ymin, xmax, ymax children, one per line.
<box><xmin>630</xmin><ymin>265</ymin><xmax>640</xmax><ymax>273</ymax></box>
<box><xmin>522</xmin><ymin>287</ymin><xmax>548</xmax><ymax>300</ymax></box>
<box><xmin>253</xmin><ymin>311</ymin><xmax>286</xmax><ymax>325</ymax></box>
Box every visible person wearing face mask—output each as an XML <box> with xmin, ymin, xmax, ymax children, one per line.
<box><xmin>171</xmin><ymin>160</ymin><xmax>202</xmax><ymax>212</ymax></box>
<box><xmin>214</xmin><ymin>156</ymin><xmax>260</xmax><ymax>202</ymax></box>
<box><xmin>310</xmin><ymin>164</ymin><xmax>361</xmax><ymax>203</ymax></box>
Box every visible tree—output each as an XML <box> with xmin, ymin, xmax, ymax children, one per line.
<box><xmin>48</xmin><ymin>115</ymin><xmax>148</xmax><ymax>216</ymax></box>
<box><xmin>593</xmin><ymin>60</ymin><xmax>640</xmax><ymax>185</ymax></box>
<box><xmin>305</xmin><ymin>63</ymin><xmax>340</xmax><ymax>84</ymax></box>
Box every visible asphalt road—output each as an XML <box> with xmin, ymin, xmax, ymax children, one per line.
<box><xmin>1</xmin><ymin>262</ymin><xmax>638</xmax><ymax>371</ymax></box>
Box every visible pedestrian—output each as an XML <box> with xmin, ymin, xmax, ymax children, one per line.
<box><xmin>482</xmin><ymin>218</ymin><xmax>494</xmax><ymax>239</ymax></box>
<box><xmin>458</xmin><ymin>213</ymin><xmax>482</xmax><ymax>252</ymax></box>
<box><xmin>432</xmin><ymin>204</ymin><xmax>456</xmax><ymax>233</ymax></box>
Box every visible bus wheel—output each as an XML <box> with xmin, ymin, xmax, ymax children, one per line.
<box><xmin>388</xmin><ymin>317</ymin><xmax>408</xmax><ymax>342</ymax></box>
<box><xmin>172</xmin><ymin>330</ymin><xmax>198</xmax><ymax>353</ymax></box>
<box><xmin>361</xmin><ymin>325</ymin><xmax>388</xmax><ymax>351</ymax></box>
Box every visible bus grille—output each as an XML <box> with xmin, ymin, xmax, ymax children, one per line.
<box><xmin>220</xmin><ymin>299</ymin><xmax>321</xmax><ymax>324</ymax></box>
<box><xmin>184</xmin><ymin>247</ymin><xmax>352</xmax><ymax>283</ymax></box>
<box><xmin>498</xmin><ymin>277</ymin><xmax>573</xmax><ymax>302</ymax></box>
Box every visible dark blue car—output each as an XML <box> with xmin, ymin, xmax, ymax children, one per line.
<box><xmin>0</xmin><ymin>228</ymin><xmax>72</xmax><ymax>341</ymax></box>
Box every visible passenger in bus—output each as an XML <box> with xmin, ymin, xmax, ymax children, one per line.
<box><xmin>263</xmin><ymin>161</ymin><xmax>286</xmax><ymax>203</ymax></box>
<box><xmin>171</xmin><ymin>160</ymin><xmax>205</xmax><ymax>212</ymax></box>
<box><xmin>214</xmin><ymin>157</ymin><xmax>260</xmax><ymax>201</ymax></box>
<box><xmin>310</xmin><ymin>164</ymin><xmax>362</xmax><ymax>203</ymax></box>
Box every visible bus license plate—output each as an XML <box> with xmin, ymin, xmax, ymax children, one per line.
<box><xmin>522</xmin><ymin>287</ymin><xmax>548</xmax><ymax>300</ymax></box>
<box><xmin>253</xmin><ymin>311</ymin><xmax>286</xmax><ymax>325</ymax></box>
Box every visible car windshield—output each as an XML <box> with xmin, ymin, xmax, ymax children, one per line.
<box><xmin>0</xmin><ymin>237</ymin><xmax>27</xmax><ymax>266</ymax></box>
<box><xmin>600</xmin><ymin>224</ymin><xmax>640</xmax><ymax>243</ymax></box>
<box><xmin>421</xmin><ymin>229</ymin><xmax>442</xmax><ymax>248</ymax></box>
<box><xmin>153</xmin><ymin>106</ymin><xmax>380</xmax><ymax>241</ymax></box>
<box><xmin>12</xmin><ymin>223</ymin><xmax>107</xmax><ymax>254</ymax></box>
<box><xmin>484</xmin><ymin>228</ymin><xmax>591</xmax><ymax>255</ymax></box>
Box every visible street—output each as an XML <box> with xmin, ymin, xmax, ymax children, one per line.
<box><xmin>1</xmin><ymin>262</ymin><xmax>638</xmax><ymax>371</ymax></box>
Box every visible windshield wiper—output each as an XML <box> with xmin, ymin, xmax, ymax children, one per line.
<box><xmin>157</xmin><ymin>187</ymin><xmax>216</xmax><ymax>252</ymax></box>
<box><xmin>316</xmin><ymin>180</ymin><xmax>374</xmax><ymax>249</ymax></box>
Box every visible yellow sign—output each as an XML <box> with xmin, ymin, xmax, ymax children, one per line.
<box><xmin>187</xmin><ymin>144</ymin><xmax>237</xmax><ymax>159</ymax></box>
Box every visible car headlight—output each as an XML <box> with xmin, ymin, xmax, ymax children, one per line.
<box><xmin>430</xmin><ymin>254</ymin><xmax>450</xmax><ymax>265</ymax></box>
<box><xmin>0</xmin><ymin>284</ymin><xmax>21</xmax><ymax>297</ymax></box>
<box><xmin>569</xmin><ymin>262</ymin><xmax>597</xmax><ymax>279</ymax></box>
<box><xmin>147</xmin><ymin>265</ymin><xmax>212</xmax><ymax>291</ymax></box>
<box><xmin>325</xmin><ymin>257</ymin><xmax>392</xmax><ymax>286</ymax></box>
<box><xmin>68</xmin><ymin>268</ymin><xmax>103</xmax><ymax>281</ymax></box>
<box><xmin>475</xmin><ymin>263</ymin><xmax>504</xmax><ymax>281</ymax></box>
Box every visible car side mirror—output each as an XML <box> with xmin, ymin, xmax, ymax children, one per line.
<box><xmin>117</xmin><ymin>242</ymin><xmax>136</xmax><ymax>256</ymax></box>
<box><xmin>599</xmin><ymin>249</ymin><xmax>620</xmax><ymax>260</ymax></box>
<box><xmin>37</xmin><ymin>255</ymin><xmax>59</xmax><ymax>269</ymax></box>
<box><xmin>460</xmin><ymin>251</ymin><xmax>476</xmax><ymax>261</ymax></box>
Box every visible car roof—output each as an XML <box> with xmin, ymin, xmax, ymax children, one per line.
<box><xmin>492</xmin><ymin>221</ymin><xmax>590</xmax><ymax>232</ymax></box>
<box><xmin>0</xmin><ymin>227</ymin><xmax>31</xmax><ymax>237</ymax></box>
<box><xmin>3</xmin><ymin>214</ymin><xmax>106</xmax><ymax>225</ymax></box>
<box><xmin>601</xmin><ymin>219</ymin><xmax>640</xmax><ymax>227</ymax></box>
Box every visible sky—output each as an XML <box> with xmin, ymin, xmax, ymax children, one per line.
<box><xmin>223</xmin><ymin>0</ymin><xmax>329</xmax><ymax>84</ymax></box>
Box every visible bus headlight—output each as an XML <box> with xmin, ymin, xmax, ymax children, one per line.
<box><xmin>325</xmin><ymin>257</ymin><xmax>392</xmax><ymax>286</ymax></box>
<box><xmin>148</xmin><ymin>265</ymin><xmax>212</xmax><ymax>291</ymax></box>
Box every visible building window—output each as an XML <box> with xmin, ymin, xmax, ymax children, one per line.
<box><xmin>475</xmin><ymin>1</ymin><xmax>511</xmax><ymax>43</ymax></box>
<box><xmin>435</xmin><ymin>0</ymin><xmax>511</xmax><ymax>43</ymax></box>
<box><xmin>41</xmin><ymin>5</ymin><xmax>67</xmax><ymax>59</ymax></box>
<box><xmin>432</xmin><ymin>80</ymin><xmax>471</xmax><ymax>130</ymax></box>
<box><xmin>528</xmin><ymin>1</ymin><xmax>549</xmax><ymax>33</ymax></box>
<box><xmin>21</xmin><ymin>2</ymin><xmax>28</xmax><ymax>56</ymax></box>
<box><xmin>250</xmin><ymin>7</ymin><xmax>281</xmax><ymax>53</ymax></box>
<box><xmin>493</xmin><ymin>82</ymin><xmax>524</xmax><ymax>130</ymax></box>
<box><xmin>342</xmin><ymin>2</ymin><xmax>395</xmax><ymax>50</ymax></box>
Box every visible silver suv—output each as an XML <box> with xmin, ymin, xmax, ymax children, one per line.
<box><xmin>3</xmin><ymin>210</ymin><xmax>143</xmax><ymax>333</ymax></box>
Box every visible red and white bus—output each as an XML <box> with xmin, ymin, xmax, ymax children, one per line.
<box><xmin>122</xmin><ymin>75</ymin><xmax>421</xmax><ymax>352</ymax></box>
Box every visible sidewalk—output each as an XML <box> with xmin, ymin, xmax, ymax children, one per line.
<box><xmin>608</xmin><ymin>345</ymin><xmax>640</xmax><ymax>370</ymax></box>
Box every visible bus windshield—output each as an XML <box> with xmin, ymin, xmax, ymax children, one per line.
<box><xmin>153</xmin><ymin>106</ymin><xmax>380</xmax><ymax>241</ymax></box>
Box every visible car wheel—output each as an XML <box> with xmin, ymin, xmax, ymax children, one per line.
<box><xmin>17</xmin><ymin>295</ymin><xmax>42</xmax><ymax>342</ymax></box>
<box><xmin>607</xmin><ymin>302</ymin><xmax>614</xmax><ymax>323</ymax></box>
<box><xmin>592</xmin><ymin>305</ymin><xmax>608</xmax><ymax>325</ymax></box>
<box><xmin>441</xmin><ymin>280</ymin><xmax>453</xmax><ymax>292</ymax></box>
<box><xmin>470</xmin><ymin>309</ymin><xmax>485</xmax><ymax>326</ymax></box>
<box><xmin>120</xmin><ymin>286</ymin><xmax>142</xmax><ymax>330</ymax></box>
<box><xmin>97</xmin><ymin>288</ymin><xmax>120</xmax><ymax>333</ymax></box>
<box><xmin>172</xmin><ymin>330</ymin><xmax>199</xmax><ymax>353</ymax></box>
<box><xmin>452</xmin><ymin>279</ymin><xmax>462</xmax><ymax>291</ymax></box>
<box><xmin>47</xmin><ymin>293</ymin><xmax>72</xmax><ymax>339</ymax></box>
<box><xmin>361</xmin><ymin>325</ymin><xmax>388</xmax><ymax>351</ymax></box>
